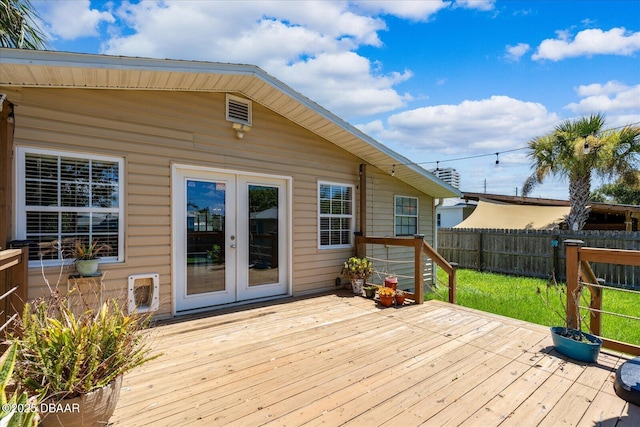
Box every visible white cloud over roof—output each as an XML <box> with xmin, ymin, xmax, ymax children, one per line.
<box><xmin>532</xmin><ymin>27</ymin><xmax>640</xmax><ymax>61</ymax></box>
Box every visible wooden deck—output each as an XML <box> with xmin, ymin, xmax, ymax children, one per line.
<box><xmin>111</xmin><ymin>292</ymin><xmax>639</xmax><ymax>426</ymax></box>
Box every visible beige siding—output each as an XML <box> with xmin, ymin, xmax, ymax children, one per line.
<box><xmin>3</xmin><ymin>87</ymin><xmax>434</xmax><ymax>317</ymax></box>
<box><xmin>365</xmin><ymin>167</ymin><xmax>435</xmax><ymax>289</ymax></box>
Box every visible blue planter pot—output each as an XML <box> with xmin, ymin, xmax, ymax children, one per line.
<box><xmin>551</xmin><ymin>327</ymin><xmax>602</xmax><ymax>363</ymax></box>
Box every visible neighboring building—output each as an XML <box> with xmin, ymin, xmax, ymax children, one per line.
<box><xmin>0</xmin><ymin>49</ymin><xmax>459</xmax><ymax>318</ymax></box>
<box><xmin>429</xmin><ymin>168</ymin><xmax>471</xmax><ymax>228</ymax></box>
<box><xmin>437</xmin><ymin>198</ymin><xmax>477</xmax><ymax>228</ymax></box>
<box><xmin>430</xmin><ymin>167</ymin><xmax>460</xmax><ymax>190</ymax></box>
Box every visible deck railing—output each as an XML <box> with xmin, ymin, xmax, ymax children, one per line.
<box><xmin>565</xmin><ymin>239</ymin><xmax>640</xmax><ymax>356</ymax></box>
<box><xmin>355</xmin><ymin>234</ymin><xmax>456</xmax><ymax>304</ymax></box>
<box><xmin>0</xmin><ymin>247</ymin><xmax>28</xmax><ymax>341</ymax></box>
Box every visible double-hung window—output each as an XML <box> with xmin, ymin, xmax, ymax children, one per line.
<box><xmin>395</xmin><ymin>195</ymin><xmax>418</xmax><ymax>236</ymax></box>
<box><xmin>16</xmin><ymin>147</ymin><xmax>124</xmax><ymax>265</ymax></box>
<box><xmin>318</xmin><ymin>182</ymin><xmax>353</xmax><ymax>248</ymax></box>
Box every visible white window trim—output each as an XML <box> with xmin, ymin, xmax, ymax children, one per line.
<box><xmin>15</xmin><ymin>147</ymin><xmax>125</xmax><ymax>267</ymax></box>
<box><xmin>317</xmin><ymin>181</ymin><xmax>354</xmax><ymax>249</ymax></box>
<box><xmin>394</xmin><ymin>195</ymin><xmax>419</xmax><ymax>237</ymax></box>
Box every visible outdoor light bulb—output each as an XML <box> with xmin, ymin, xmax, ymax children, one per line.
<box><xmin>392</xmin><ymin>165</ymin><xmax>395</xmax><ymax>176</ymax></box>
<box><xmin>583</xmin><ymin>141</ymin><xmax>590</xmax><ymax>154</ymax></box>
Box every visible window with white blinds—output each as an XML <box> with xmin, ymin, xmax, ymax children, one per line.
<box><xmin>318</xmin><ymin>182</ymin><xmax>353</xmax><ymax>249</ymax></box>
<box><xmin>16</xmin><ymin>147</ymin><xmax>124</xmax><ymax>264</ymax></box>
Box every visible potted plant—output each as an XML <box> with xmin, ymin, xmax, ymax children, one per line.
<box><xmin>0</xmin><ymin>343</ymin><xmax>38</xmax><ymax>427</ymax></box>
<box><xmin>342</xmin><ymin>256</ymin><xmax>374</xmax><ymax>295</ymax></box>
<box><xmin>384</xmin><ymin>274</ymin><xmax>398</xmax><ymax>290</ymax></box>
<box><xmin>394</xmin><ymin>289</ymin><xmax>406</xmax><ymax>306</ymax></box>
<box><xmin>377</xmin><ymin>286</ymin><xmax>395</xmax><ymax>307</ymax></box>
<box><xmin>363</xmin><ymin>285</ymin><xmax>377</xmax><ymax>299</ymax></box>
<box><xmin>9</xmin><ymin>291</ymin><xmax>160</xmax><ymax>426</ymax></box>
<box><xmin>71</xmin><ymin>239</ymin><xmax>108</xmax><ymax>276</ymax></box>
<box><xmin>538</xmin><ymin>278</ymin><xmax>603</xmax><ymax>363</ymax></box>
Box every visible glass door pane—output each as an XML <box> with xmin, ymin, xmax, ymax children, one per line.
<box><xmin>186</xmin><ymin>180</ymin><xmax>226</xmax><ymax>295</ymax></box>
<box><xmin>248</xmin><ymin>184</ymin><xmax>279</xmax><ymax>286</ymax></box>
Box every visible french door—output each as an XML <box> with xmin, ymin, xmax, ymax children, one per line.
<box><xmin>173</xmin><ymin>166</ymin><xmax>289</xmax><ymax>313</ymax></box>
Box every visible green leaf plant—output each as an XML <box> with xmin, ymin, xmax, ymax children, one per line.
<box><xmin>9</xmin><ymin>291</ymin><xmax>161</xmax><ymax>402</ymax></box>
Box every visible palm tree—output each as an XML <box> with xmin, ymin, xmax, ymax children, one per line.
<box><xmin>523</xmin><ymin>113</ymin><xmax>640</xmax><ymax>230</ymax></box>
<box><xmin>0</xmin><ymin>0</ymin><xmax>48</xmax><ymax>49</ymax></box>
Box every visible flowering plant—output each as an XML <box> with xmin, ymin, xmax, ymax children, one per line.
<box><xmin>342</xmin><ymin>256</ymin><xmax>374</xmax><ymax>281</ymax></box>
<box><xmin>378</xmin><ymin>287</ymin><xmax>395</xmax><ymax>297</ymax></box>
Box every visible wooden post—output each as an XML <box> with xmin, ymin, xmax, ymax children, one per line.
<box><xmin>10</xmin><ymin>247</ymin><xmax>28</xmax><ymax>327</ymax></box>
<box><xmin>590</xmin><ymin>280</ymin><xmax>603</xmax><ymax>336</ymax></box>
<box><xmin>0</xmin><ymin>99</ymin><xmax>14</xmax><ymax>249</ymax></box>
<box><xmin>564</xmin><ymin>239</ymin><xmax>584</xmax><ymax>330</ymax></box>
<box><xmin>354</xmin><ymin>233</ymin><xmax>364</xmax><ymax>259</ymax></box>
<box><xmin>579</xmin><ymin>259</ymin><xmax>603</xmax><ymax>336</ymax></box>
<box><xmin>359</xmin><ymin>164</ymin><xmax>366</xmax><ymax>236</ymax></box>
<box><xmin>449</xmin><ymin>262</ymin><xmax>458</xmax><ymax>304</ymax></box>
<box><xmin>414</xmin><ymin>234</ymin><xmax>424</xmax><ymax>304</ymax></box>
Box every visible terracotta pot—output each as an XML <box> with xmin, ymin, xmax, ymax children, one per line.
<box><xmin>40</xmin><ymin>376</ymin><xmax>123</xmax><ymax>427</ymax></box>
<box><xmin>384</xmin><ymin>277</ymin><xmax>398</xmax><ymax>290</ymax></box>
<box><xmin>379</xmin><ymin>295</ymin><xmax>394</xmax><ymax>307</ymax></box>
<box><xmin>395</xmin><ymin>294</ymin><xmax>406</xmax><ymax>305</ymax></box>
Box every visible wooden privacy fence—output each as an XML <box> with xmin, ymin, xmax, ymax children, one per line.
<box><xmin>0</xmin><ymin>247</ymin><xmax>28</xmax><ymax>341</ymax></box>
<box><xmin>356</xmin><ymin>234</ymin><xmax>457</xmax><ymax>304</ymax></box>
<box><xmin>438</xmin><ymin>228</ymin><xmax>640</xmax><ymax>288</ymax></box>
<box><xmin>565</xmin><ymin>240</ymin><xmax>640</xmax><ymax>356</ymax></box>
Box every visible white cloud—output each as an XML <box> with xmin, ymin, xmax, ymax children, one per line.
<box><xmin>453</xmin><ymin>0</ymin><xmax>496</xmax><ymax>11</ymax></box>
<box><xmin>104</xmin><ymin>1</ymin><xmax>386</xmax><ymax>61</ymax></box>
<box><xmin>565</xmin><ymin>82</ymin><xmax>640</xmax><ymax>116</ymax></box>
<box><xmin>351</xmin><ymin>0</ymin><xmax>450</xmax><ymax>21</ymax></box>
<box><xmin>36</xmin><ymin>0</ymin><xmax>114</xmax><ymax>40</ymax></box>
<box><xmin>272</xmin><ymin>52</ymin><xmax>414</xmax><ymax>117</ymax></box>
<box><xmin>504</xmin><ymin>43</ymin><xmax>530</xmax><ymax>61</ymax></box>
<box><xmin>532</xmin><ymin>27</ymin><xmax>640</xmax><ymax>61</ymax></box>
<box><xmin>575</xmin><ymin>81</ymin><xmax>630</xmax><ymax>97</ymax></box>
<box><xmin>91</xmin><ymin>1</ymin><xmax>421</xmax><ymax>119</ymax></box>
<box><xmin>367</xmin><ymin>96</ymin><xmax>559</xmax><ymax>155</ymax></box>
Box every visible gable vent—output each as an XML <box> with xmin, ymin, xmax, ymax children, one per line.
<box><xmin>226</xmin><ymin>94</ymin><xmax>252</xmax><ymax>125</ymax></box>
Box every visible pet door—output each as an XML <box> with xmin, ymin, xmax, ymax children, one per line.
<box><xmin>128</xmin><ymin>273</ymin><xmax>159</xmax><ymax>314</ymax></box>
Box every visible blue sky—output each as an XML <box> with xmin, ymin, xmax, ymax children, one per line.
<box><xmin>32</xmin><ymin>0</ymin><xmax>640</xmax><ymax>199</ymax></box>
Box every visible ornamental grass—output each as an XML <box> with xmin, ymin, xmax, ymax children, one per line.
<box><xmin>10</xmin><ymin>291</ymin><xmax>160</xmax><ymax>401</ymax></box>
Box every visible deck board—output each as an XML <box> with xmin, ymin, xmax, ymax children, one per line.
<box><xmin>111</xmin><ymin>293</ymin><xmax>637</xmax><ymax>426</ymax></box>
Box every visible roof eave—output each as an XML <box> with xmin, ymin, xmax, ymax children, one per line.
<box><xmin>0</xmin><ymin>48</ymin><xmax>460</xmax><ymax>198</ymax></box>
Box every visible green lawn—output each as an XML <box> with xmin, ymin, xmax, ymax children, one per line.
<box><xmin>432</xmin><ymin>268</ymin><xmax>640</xmax><ymax>346</ymax></box>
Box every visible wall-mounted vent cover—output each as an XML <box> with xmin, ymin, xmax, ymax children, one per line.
<box><xmin>226</xmin><ymin>94</ymin><xmax>252</xmax><ymax>125</ymax></box>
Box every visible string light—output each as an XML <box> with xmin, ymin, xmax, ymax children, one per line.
<box><xmin>380</xmin><ymin>121</ymin><xmax>640</xmax><ymax>176</ymax></box>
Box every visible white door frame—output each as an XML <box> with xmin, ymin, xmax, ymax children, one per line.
<box><xmin>172</xmin><ymin>164</ymin><xmax>292</xmax><ymax>315</ymax></box>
